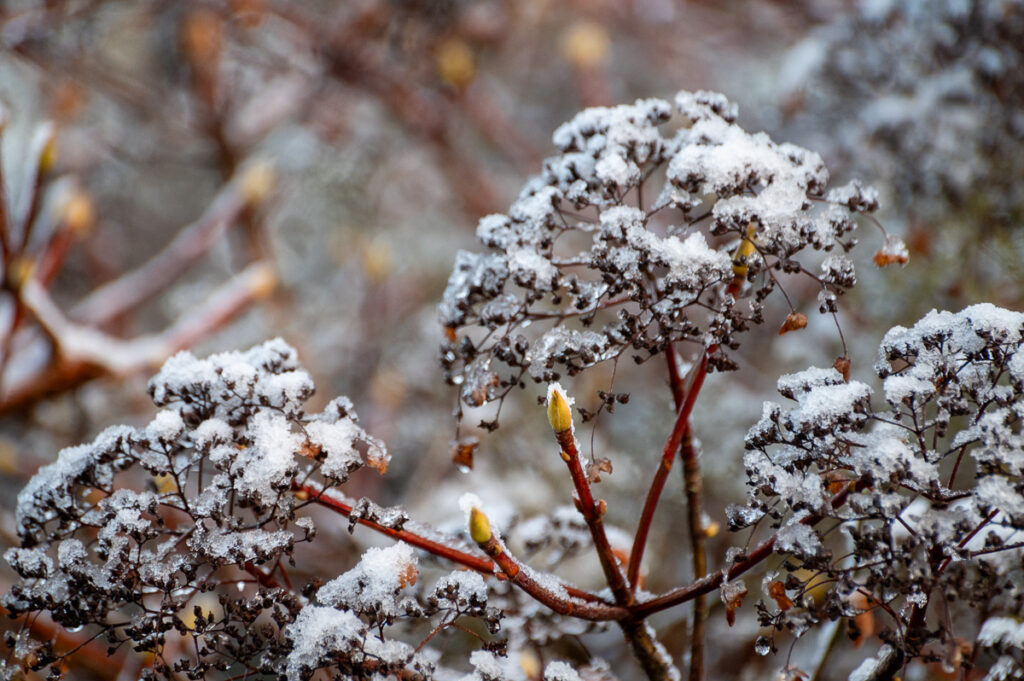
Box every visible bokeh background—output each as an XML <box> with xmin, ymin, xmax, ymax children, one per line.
<box><xmin>0</xmin><ymin>1</ymin><xmax>1021</xmax><ymax>679</ymax></box>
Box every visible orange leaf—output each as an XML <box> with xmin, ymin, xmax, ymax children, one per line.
<box><xmin>833</xmin><ymin>356</ymin><xmax>851</xmax><ymax>382</ymax></box>
<box><xmin>451</xmin><ymin>438</ymin><xmax>479</xmax><ymax>471</ymax></box>
<box><xmin>768</xmin><ymin>581</ymin><xmax>794</xmax><ymax>611</ymax></box>
<box><xmin>778</xmin><ymin>312</ymin><xmax>808</xmax><ymax>336</ymax></box>
<box><xmin>723</xmin><ymin>586</ymin><xmax>747</xmax><ymax>626</ymax></box>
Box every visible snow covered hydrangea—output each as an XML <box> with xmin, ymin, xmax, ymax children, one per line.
<box><xmin>783</xmin><ymin>0</ymin><xmax>1024</xmax><ymax>226</ymax></box>
<box><xmin>3</xmin><ymin>339</ymin><xmax>392</xmax><ymax>680</ymax></box>
<box><xmin>440</xmin><ymin>90</ymin><xmax>877</xmax><ymax>417</ymax></box>
<box><xmin>735</xmin><ymin>305</ymin><xmax>1024</xmax><ymax>669</ymax></box>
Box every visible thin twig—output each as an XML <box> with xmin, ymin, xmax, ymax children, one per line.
<box><xmin>299</xmin><ymin>483</ymin><xmax>610</xmax><ymax>607</ymax></box>
<box><xmin>473</xmin><ymin>532</ymin><xmax>629</xmax><ymax>621</ymax></box>
<box><xmin>70</xmin><ymin>173</ymin><xmax>259</xmax><ymax>325</ymax></box>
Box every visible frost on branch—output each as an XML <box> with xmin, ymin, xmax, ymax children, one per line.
<box><xmin>734</xmin><ymin>305</ymin><xmax>1024</xmax><ymax>669</ymax></box>
<box><xmin>2</xmin><ymin>339</ymin><xmax>404</xmax><ymax>679</ymax></box>
<box><xmin>440</xmin><ymin>90</ymin><xmax>877</xmax><ymax>419</ymax></box>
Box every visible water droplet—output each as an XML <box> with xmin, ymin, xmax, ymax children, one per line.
<box><xmin>754</xmin><ymin>636</ymin><xmax>772</xmax><ymax>656</ymax></box>
<box><xmin>521</xmin><ymin>320</ymin><xmax>532</xmax><ymax>328</ymax></box>
<box><xmin>452</xmin><ymin>375</ymin><xmax>464</xmax><ymax>385</ymax></box>
<box><xmin>237</xmin><ymin>582</ymin><xmax>245</xmax><ymax>592</ymax></box>
<box><xmin>457</xmin><ymin>464</ymin><xmax>471</xmax><ymax>474</ymax></box>
<box><xmin>65</xmin><ymin>625</ymin><xmax>84</xmax><ymax>633</ymax></box>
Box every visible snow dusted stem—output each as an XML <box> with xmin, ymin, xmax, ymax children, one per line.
<box><xmin>297</xmin><ymin>482</ymin><xmax>608</xmax><ymax>607</ymax></box>
<box><xmin>547</xmin><ymin>387</ymin><xmax>679</xmax><ymax>681</ymax></box>
<box><xmin>468</xmin><ymin>508</ymin><xmax>628</xmax><ymax>621</ymax></box>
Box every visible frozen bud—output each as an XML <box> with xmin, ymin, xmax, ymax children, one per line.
<box><xmin>435</xmin><ymin>38</ymin><xmax>476</xmax><ymax>90</ymax></box>
<box><xmin>7</xmin><ymin>258</ymin><xmax>34</xmax><ymax>290</ymax></box>
<box><xmin>561</xmin><ymin>21</ymin><xmax>609</xmax><ymax>68</ymax></box>
<box><xmin>469</xmin><ymin>507</ymin><xmax>492</xmax><ymax>543</ymax></box>
<box><xmin>546</xmin><ymin>382</ymin><xmax>574</xmax><ymax>434</ymax></box>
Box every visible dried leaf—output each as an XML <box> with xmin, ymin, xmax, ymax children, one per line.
<box><xmin>768</xmin><ymin>580</ymin><xmax>794</xmax><ymax>611</ymax></box>
<box><xmin>848</xmin><ymin>590</ymin><xmax>875</xmax><ymax>648</ymax></box>
<box><xmin>833</xmin><ymin>356</ymin><xmax>851</xmax><ymax>382</ymax></box>
<box><xmin>366</xmin><ymin>451</ymin><xmax>389</xmax><ymax>475</ymax></box>
<box><xmin>586</xmin><ymin>457</ymin><xmax>613</xmax><ymax>483</ymax></box>
<box><xmin>298</xmin><ymin>441</ymin><xmax>322</xmax><ymax>460</ymax></box>
<box><xmin>397</xmin><ymin>559</ymin><xmax>418</xmax><ymax>588</ymax></box>
<box><xmin>720</xmin><ymin>581</ymin><xmax>748</xmax><ymax>626</ymax></box>
<box><xmin>451</xmin><ymin>437</ymin><xmax>479</xmax><ymax>471</ymax></box>
<box><xmin>873</xmin><ymin>234</ymin><xmax>909</xmax><ymax>266</ymax></box>
<box><xmin>778</xmin><ymin>312</ymin><xmax>808</xmax><ymax>336</ymax></box>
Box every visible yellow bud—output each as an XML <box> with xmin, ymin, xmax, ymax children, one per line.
<box><xmin>435</xmin><ymin>38</ymin><xmax>476</xmax><ymax>90</ymax></box>
<box><xmin>732</xmin><ymin>223</ymin><xmax>757</xmax><ymax>279</ymax></box>
<box><xmin>62</xmin><ymin>190</ymin><xmax>94</xmax><ymax>236</ymax></box>
<box><xmin>561</xmin><ymin>21</ymin><xmax>609</xmax><ymax>69</ymax></box>
<box><xmin>469</xmin><ymin>507</ymin><xmax>492</xmax><ymax>543</ymax></box>
<box><xmin>520</xmin><ymin>650</ymin><xmax>541</xmax><ymax>679</ymax></box>
<box><xmin>153</xmin><ymin>473</ymin><xmax>177</xmax><ymax>495</ymax></box>
<box><xmin>245</xmin><ymin>261</ymin><xmax>278</xmax><ymax>299</ymax></box>
<box><xmin>7</xmin><ymin>258</ymin><xmax>34</xmax><ymax>290</ymax></box>
<box><xmin>546</xmin><ymin>384</ymin><xmax>573</xmax><ymax>434</ymax></box>
<box><xmin>38</xmin><ymin>128</ymin><xmax>58</xmax><ymax>174</ymax></box>
<box><xmin>238</xmin><ymin>160</ymin><xmax>274</xmax><ymax>204</ymax></box>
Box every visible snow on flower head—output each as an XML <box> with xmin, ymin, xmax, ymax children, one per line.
<box><xmin>440</xmin><ymin>89</ymin><xmax>877</xmax><ymax>431</ymax></box>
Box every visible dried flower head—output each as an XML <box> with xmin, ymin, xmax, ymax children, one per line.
<box><xmin>440</xmin><ymin>90</ymin><xmax>877</xmax><ymax>423</ymax></box>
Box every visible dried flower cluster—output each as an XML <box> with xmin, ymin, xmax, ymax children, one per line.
<box><xmin>440</xmin><ymin>90</ymin><xmax>880</xmax><ymax>422</ymax></box>
<box><xmin>735</xmin><ymin>304</ymin><xmax>1024</xmax><ymax>674</ymax></box>
<box><xmin>3</xmin><ymin>340</ymin><xmax>416</xmax><ymax>680</ymax></box>
<box><xmin>785</xmin><ymin>0</ymin><xmax>1024</xmax><ymax>225</ymax></box>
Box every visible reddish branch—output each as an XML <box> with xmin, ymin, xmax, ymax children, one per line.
<box><xmin>473</xmin><ymin>531</ymin><xmax>629</xmax><ymax>620</ymax></box>
<box><xmin>554</xmin><ymin>429</ymin><xmax>633</xmax><ymax>606</ymax></box>
<box><xmin>1</xmin><ymin>261</ymin><xmax>274</xmax><ymax>413</ymax></box>
<box><xmin>627</xmin><ymin>345</ymin><xmax>711</xmax><ymax>589</ymax></box>
<box><xmin>70</xmin><ymin>172</ymin><xmax>263</xmax><ymax>326</ymax></box>
<box><xmin>296</xmin><ymin>483</ymin><xmax>610</xmax><ymax>608</ymax></box>
<box><xmin>550</xmin><ymin>424</ymin><xmax>677</xmax><ymax>680</ymax></box>
<box><xmin>632</xmin><ymin>483</ymin><xmax>857</xmax><ymax>619</ymax></box>
<box><xmin>1</xmin><ymin>605</ymin><xmax>129</xmax><ymax>678</ymax></box>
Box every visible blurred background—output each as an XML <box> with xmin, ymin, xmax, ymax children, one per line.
<box><xmin>0</xmin><ymin>1</ymin><xmax>1021</xmax><ymax>679</ymax></box>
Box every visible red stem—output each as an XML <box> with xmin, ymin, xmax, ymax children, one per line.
<box><xmin>476</xmin><ymin>534</ymin><xmax>629</xmax><ymax>621</ymax></box>
<box><xmin>627</xmin><ymin>345</ymin><xmax>713</xmax><ymax>589</ymax></box>
<box><xmin>631</xmin><ymin>483</ymin><xmax>856</xmax><ymax>619</ymax></box>
<box><xmin>556</xmin><ymin>431</ymin><xmax>634</xmax><ymax>606</ymax></box>
<box><xmin>298</xmin><ymin>483</ymin><xmax>607</xmax><ymax>605</ymax></box>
